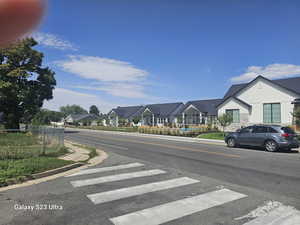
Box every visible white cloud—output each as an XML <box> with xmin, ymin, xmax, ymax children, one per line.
<box><xmin>231</xmin><ymin>64</ymin><xmax>300</xmax><ymax>83</ymax></box>
<box><xmin>43</xmin><ymin>88</ymin><xmax>117</xmax><ymax>113</ymax></box>
<box><xmin>56</xmin><ymin>55</ymin><xmax>148</xmax><ymax>82</ymax></box>
<box><xmin>72</xmin><ymin>83</ymin><xmax>150</xmax><ymax>99</ymax></box>
<box><xmin>32</xmin><ymin>32</ymin><xmax>77</xmax><ymax>51</ymax></box>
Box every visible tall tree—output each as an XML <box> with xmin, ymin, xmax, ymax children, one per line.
<box><xmin>60</xmin><ymin>104</ymin><xmax>88</xmax><ymax>117</ymax></box>
<box><xmin>32</xmin><ymin>109</ymin><xmax>64</xmax><ymax>125</ymax></box>
<box><xmin>89</xmin><ymin>105</ymin><xmax>100</xmax><ymax>116</ymax></box>
<box><xmin>0</xmin><ymin>38</ymin><xmax>56</xmax><ymax>129</ymax></box>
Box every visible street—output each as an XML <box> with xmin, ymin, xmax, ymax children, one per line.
<box><xmin>1</xmin><ymin>128</ymin><xmax>300</xmax><ymax>225</ymax></box>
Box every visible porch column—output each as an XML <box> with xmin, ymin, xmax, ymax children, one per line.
<box><xmin>199</xmin><ymin>113</ymin><xmax>202</xmax><ymax>124</ymax></box>
<box><xmin>182</xmin><ymin>113</ymin><xmax>185</xmax><ymax>125</ymax></box>
<box><xmin>152</xmin><ymin>114</ymin><xmax>155</xmax><ymax>126</ymax></box>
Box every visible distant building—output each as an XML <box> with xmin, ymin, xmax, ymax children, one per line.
<box><xmin>108</xmin><ymin>106</ymin><xmax>145</xmax><ymax>127</ymax></box>
<box><xmin>141</xmin><ymin>102</ymin><xmax>184</xmax><ymax>127</ymax></box>
<box><xmin>178</xmin><ymin>99</ymin><xmax>223</xmax><ymax>125</ymax></box>
<box><xmin>107</xmin><ymin>75</ymin><xmax>300</xmax><ymax>130</ymax></box>
<box><xmin>64</xmin><ymin>114</ymin><xmax>100</xmax><ymax>126</ymax></box>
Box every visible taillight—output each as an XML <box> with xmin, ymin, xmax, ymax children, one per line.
<box><xmin>281</xmin><ymin>133</ymin><xmax>290</xmax><ymax>138</ymax></box>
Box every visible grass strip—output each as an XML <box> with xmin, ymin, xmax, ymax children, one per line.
<box><xmin>197</xmin><ymin>132</ymin><xmax>225</xmax><ymax>140</ymax></box>
<box><xmin>0</xmin><ymin>157</ymin><xmax>73</xmax><ymax>187</ymax></box>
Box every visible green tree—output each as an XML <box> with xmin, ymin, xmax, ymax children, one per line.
<box><xmin>292</xmin><ymin>108</ymin><xmax>300</xmax><ymax>128</ymax></box>
<box><xmin>60</xmin><ymin>104</ymin><xmax>88</xmax><ymax>117</ymax></box>
<box><xmin>0</xmin><ymin>38</ymin><xmax>56</xmax><ymax>129</ymax></box>
<box><xmin>217</xmin><ymin>113</ymin><xmax>233</xmax><ymax>135</ymax></box>
<box><xmin>132</xmin><ymin>116</ymin><xmax>141</xmax><ymax>125</ymax></box>
<box><xmin>32</xmin><ymin>109</ymin><xmax>64</xmax><ymax>125</ymax></box>
<box><xmin>89</xmin><ymin>105</ymin><xmax>100</xmax><ymax>116</ymax></box>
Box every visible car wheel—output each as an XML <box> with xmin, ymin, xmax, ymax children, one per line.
<box><xmin>227</xmin><ymin>138</ymin><xmax>236</xmax><ymax>148</ymax></box>
<box><xmin>264</xmin><ymin>140</ymin><xmax>278</xmax><ymax>152</ymax></box>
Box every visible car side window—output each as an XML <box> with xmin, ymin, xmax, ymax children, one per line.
<box><xmin>240</xmin><ymin>126</ymin><xmax>253</xmax><ymax>133</ymax></box>
<box><xmin>253</xmin><ymin>126</ymin><xmax>268</xmax><ymax>133</ymax></box>
<box><xmin>268</xmin><ymin>127</ymin><xmax>278</xmax><ymax>133</ymax></box>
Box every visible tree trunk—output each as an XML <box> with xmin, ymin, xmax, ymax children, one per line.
<box><xmin>3</xmin><ymin>112</ymin><xmax>20</xmax><ymax>130</ymax></box>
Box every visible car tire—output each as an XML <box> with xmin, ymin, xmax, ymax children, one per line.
<box><xmin>227</xmin><ymin>138</ymin><xmax>236</xmax><ymax>148</ymax></box>
<box><xmin>264</xmin><ymin>140</ymin><xmax>278</xmax><ymax>152</ymax></box>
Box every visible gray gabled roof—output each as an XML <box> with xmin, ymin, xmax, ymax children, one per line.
<box><xmin>181</xmin><ymin>99</ymin><xmax>223</xmax><ymax>116</ymax></box>
<box><xmin>144</xmin><ymin>102</ymin><xmax>184</xmax><ymax>117</ymax></box>
<box><xmin>224</xmin><ymin>75</ymin><xmax>300</xmax><ymax>99</ymax></box>
<box><xmin>216</xmin><ymin>96</ymin><xmax>252</xmax><ymax>109</ymax></box>
<box><xmin>112</xmin><ymin>106</ymin><xmax>145</xmax><ymax>119</ymax></box>
<box><xmin>68</xmin><ymin>114</ymin><xmax>99</xmax><ymax>122</ymax></box>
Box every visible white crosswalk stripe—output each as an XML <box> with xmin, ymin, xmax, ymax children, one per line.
<box><xmin>66</xmin><ymin>163</ymin><xmax>144</xmax><ymax>177</ymax></box>
<box><xmin>70</xmin><ymin>169</ymin><xmax>166</xmax><ymax>188</ymax></box>
<box><xmin>110</xmin><ymin>188</ymin><xmax>247</xmax><ymax>225</ymax></box>
<box><xmin>87</xmin><ymin>177</ymin><xmax>199</xmax><ymax>204</ymax></box>
<box><xmin>242</xmin><ymin>205</ymin><xmax>300</xmax><ymax>225</ymax></box>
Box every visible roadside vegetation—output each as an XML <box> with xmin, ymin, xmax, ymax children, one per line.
<box><xmin>197</xmin><ymin>132</ymin><xmax>226</xmax><ymax>140</ymax></box>
<box><xmin>0</xmin><ymin>132</ymin><xmax>73</xmax><ymax>187</ymax></box>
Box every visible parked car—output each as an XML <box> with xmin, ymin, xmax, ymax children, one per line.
<box><xmin>225</xmin><ymin>125</ymin><xmax>299</xmax><ymax>152</ymax></box>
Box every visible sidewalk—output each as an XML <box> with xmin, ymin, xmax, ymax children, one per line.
<box><xmin>61</xmin><ymin>141</ymin><xmax>91</xmax><ymax>162</ymax></box>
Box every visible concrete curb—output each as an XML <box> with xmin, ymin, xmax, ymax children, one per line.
<box><xmin>32</xmin><ymin>162</ymin><xmax>85</xmax><ymax>179</ymax></box>
<box><xmin>0</xmin><ymin>143</ymin><xmax>108</xmax><ymax>192</ymax></box>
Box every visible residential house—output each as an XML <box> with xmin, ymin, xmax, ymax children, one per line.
<box><xmin>217</xmin><ymin>75</ymin><xmax>300</xmax><ymax>130</ymax></box>
<box><xmin>141</xmin><ymin>102</ymin><xmax>185</xmax><ymax>126</ymax></box>
<box><xmin>179</xmin><ymin>99</ymin><xmax>223</xmax><ymax>125</ymax></box>
<box><xmin>64</xmin><ymin>114</ymin><xmax>100</xmax><ymax>126</ymax></box>
<box><xmin>108</xmin><ymin>106</ymin><xmax>145</xmax><ymax>127</ymax></box>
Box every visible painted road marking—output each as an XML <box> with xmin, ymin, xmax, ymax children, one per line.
<box><xmin>110</xmin><ymin>188</ymin><xmax>247</xmax><ymax>225</ymax></box>
<box><xmin>66</xmin><ymin>163</ymin><xmax>144</xmax><ymax>177</ymax></box>
<box><xmin>242</xmin><ymin>205</ymin><xmax>300</xmax><ymax>225</ymax></box>
<box><xmin>70</xmin><ymin>169</ymin><xmax>166</xmax><ymax>188</ymax></box>
<box><xmin>87</xmin><ymin>177</ymin><xmax>199</xmax><ymax>204</ymax></box>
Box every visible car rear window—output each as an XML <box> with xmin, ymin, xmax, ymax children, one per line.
<box><xmin>281</xmin><ymin>127</ymin><xmax>295</xmax><ymax>134</ymax></box>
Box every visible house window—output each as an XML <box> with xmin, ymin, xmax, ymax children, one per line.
<box><xmin>263</xmin><ymin>103</ymin><xmax>281</xmax><ymax>123</ymax></box>
<box><xmin>226</xmin><ymin>109</ymin><xmax>240</xmax><ymax>123</ymax></box>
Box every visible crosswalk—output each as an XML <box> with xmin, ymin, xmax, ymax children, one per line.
<box><xmin>67</xmin><ymin>162</ymin><xmax>300</xmax><ymax>225</ymax></box>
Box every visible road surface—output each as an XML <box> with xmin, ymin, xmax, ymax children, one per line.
<box><xmin>0</xmin><ymin>128</ymin><xmax>299</xmax><ymax>225</ymax></box>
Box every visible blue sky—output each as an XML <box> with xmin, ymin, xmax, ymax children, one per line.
<box><xmin>34</xmin><ymin>0</ymin><xmax>300</xmax><ymax>113</ymax></box>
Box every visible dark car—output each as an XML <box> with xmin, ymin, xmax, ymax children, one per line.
<box><xmin>225</xmin><ymin>125</ymin><xmax>299</xmax><ymax>152</ymax></box>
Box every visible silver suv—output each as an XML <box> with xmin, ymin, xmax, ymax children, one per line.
<box><xmin>225</xmin><ymin>125</ymin><xmax>299</xmax><ymax>152</ymax></box>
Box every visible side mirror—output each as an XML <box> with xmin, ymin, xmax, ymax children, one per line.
<box><xmin>236</xmin><ymin>129</ymin><xmax>241</xmax><ymax>132</ymax></box>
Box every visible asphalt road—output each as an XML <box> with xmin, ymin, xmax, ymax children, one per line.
<box><xmin>0</xmin><ymin>128</ymin><xmax>299</xmax><ymax>225</ymax></box>
<box><xmin>65</xmin><ymin>129</ymin><xmax>300</xmax><ymax>200</ymax></box>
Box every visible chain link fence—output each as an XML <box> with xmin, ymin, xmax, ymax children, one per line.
<box><xmin>0</xmin><ymin>126</ymin><xmax>64</xmax><ymax>160</ymax></box>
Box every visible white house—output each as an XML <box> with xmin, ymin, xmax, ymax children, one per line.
<box><xmin>217</xmin><ymin>75</ymin><xmax>300</xmax><ymax>130</ymax></box>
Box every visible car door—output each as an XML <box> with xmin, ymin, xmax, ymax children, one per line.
<box><xmin>237</xmin><ymin>126</ymin><xmax>254</xmax><ymax>145</ymax></box>
<box><xmin>251</xmin><ymin>126</ymin><xmax>268</xmax><ymax>146</ymax></box>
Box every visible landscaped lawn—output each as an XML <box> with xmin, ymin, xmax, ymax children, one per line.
<box><xmin>0</xmin><ymin>132</ymin><xmax>73</xmax><ymax>187</ymax></box>
<box><xmin>197</xmin><ymin>132</ymin><xmax>226</xmax><ymax>140</ymax></box>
